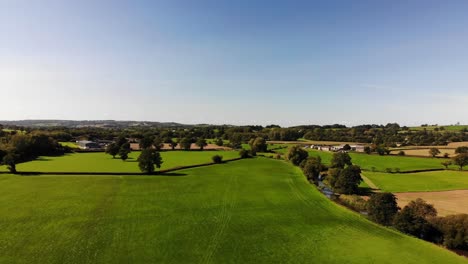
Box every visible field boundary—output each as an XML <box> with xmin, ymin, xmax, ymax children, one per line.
<box><xmin>0</xmin><ymin>157</ymin><xmax>244</xmax><ymax>176</ymax></box>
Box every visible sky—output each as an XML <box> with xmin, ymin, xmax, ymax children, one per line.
<box><xmin>1</xmin><ymin>0</ymin><xmax>468</xmax><ymax>127</ymax></box>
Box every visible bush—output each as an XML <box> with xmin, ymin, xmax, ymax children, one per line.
<box><xmin>338</xmin><ymin>194</ymin><xmax>368</xmax><ymax>212</ymax></box>
<box><xmin>275</xmin><ymin>154</ymin><xmax>282</xmax><ymax>159</ymax></box>
<box><xmin>239</xmin><ymin>149</ymin><xmax>250</xmax><ymax>159</ymax></box>
<box><xmin>212</xmin><ymin>155</ymin><xmax>223</xmax><ymax>163</ymax></box>
<box><xmin>394</xmin><ymin>168</ymin><xmax>401</xmax><ymax>173</ymax></box>
<box><xmin>385</xmin><ymin>168</ymin><xmax>393</xmax><ymax>173</ymax></box>
<box><xmin>398</xmin><ymin>150</ymin><xmax>405</xmax><ymax>156</ymax></box>
<box><xmin>432</xmin><ymin>214</ymin><xmax>468</xmax><ymax>250</ymax></box>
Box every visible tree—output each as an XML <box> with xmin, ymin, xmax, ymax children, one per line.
<box><xmin>286</xmin><ymin>145</ymin><xmax>308</xmax><ymax>166</ymax></box>
<box><xmin>179</xmin><ymin>137</ymin><xmax>192</xmax><ymax>150</ymax></box>
<box><xmin>302</xmin><ymin>156</ymin><xmax>322</xmax><ymax>183</ymax></box>
<box><xmin>398</xmin><ymin>150</ymin><xmax>406</xmax><ymax>156</ymax></box>
<box><xmin>343</xmin><ymin>144</ymin><xmax>351</xmax><ymax>151</ymax></box>
<box><xmin>215</xmin><ymin>138</ymin><xmax>224</xmax><ymax>146</ymax></box>
<box><xmin>328</xmin><ymin>165</ymin><xmax>362</xmax><ymax>194</ymax></box>
<box><xmin>452</xmin><ymin>153</ymin><xmax>468</xmax><ymax>170</ymax></box>
<box><xmin>195</xmin><ymin>138</ymin><xmax>207</xmax><ymax>150</ymax></box>
<box><xmin>249</xmin><ymin>137</ymin><xmax>267</xmax><ymax>153</ymax></box>
<box><xmin>139</xmin><ymin>135</ymin><xmax>154</xmax><ymax>150</ymax></box>
<box><xmin>455</xmin><ymin>146</ymin><xmax>468</xmax><ymax>154</ymax></box>
<box><xmin>2</xmin><ymin>152</ymin><xmax>19</xmax><ymax>173</ymax></box>
<box><xmin>168</xmin><ymin>139</ymin><xmax>178</xmax><ymax>150</ymax></box>
<box><xmin>367</xmin><ymin>192</ymin><xmax>399</xmax><ymax>226</ymax></box>
<box><xmin>119</xmin><ymin>143</ymin><xmax>131</xmax><ymax>161</ymax></box>
<box><xmin>330</xmin><ymin>152</ymin><xmax>351</xmax><ymax>169</ymax></box>
<box><xmin>153</xmin><ymin>137</ymin><xmax>164</xmax><ymax>151</ymax></box>
<box><xmin>364</xmin><ymin>146</ymin><xmax>372</xmax><ymax>154</ymax></box>
<box><xmin>393</xmin><ymin>200</ymin><xmax>439</xmax><ymax>241</ymax></box>
<box><xmin>429</xmin><ymin>148</ymin><xmax>440</xmax><ymax>158</ymax></box>
<box><xmin>137</xmin><ymin>149</ymin><xmax>163</xmax><ymax>174</ymax></box>
<box><xmin>375</xmin><ymin>146</ymin><xmax>386</xmax><ymax>156</ymax></box>
<box><xmin>228</xmin><ymin>135</ymin><xmax>242</xmax><ymax>149</ymax></box>
<box><xmin>441</xmin><ymin>160</ymin><xmax>451</xmax><ymax>169</ymax></box>
<box><xmin>212</xmin><ymin>155</ymin><xmax>223</xmax><ymax>163</ymax></box>
<box><xmin>433</xmin><ymin>214</ymin><xmax>468</xmax><ymax>250</ymax></box>
<box><xmin>105</xmin><ymin>143</ymin><xmax>119</xmax><ymax>158</ymax></box>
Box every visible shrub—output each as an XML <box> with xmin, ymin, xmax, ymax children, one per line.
<box><xmin>385</xmin><ymin>168</ymin><xmax>393</xmax><ymax>173</ymax></box>
<box><xmin>275</xmin><ymin>154</ymin><xmax>282</xmax><ymax>159</ymax></box>
<box><xmin>338</xmin><ymin>194</ymin><xmax>368</xmax><ymax>212</ymax></box>
<box><xmin>398</xmin><ymin>150</ymin><xmax>405</xmax><ymax>156</ymax></box>
<box><xmin>239</xmin><ymin>149</ymin><xmax>250</xmax><ymax>159</ymax></box>
<box><xmin>394</xmin><ymin>168</ymin><xmax>401</xmax><ymax>173</ymax></box>
<box><xmin>443</xmin><ymin>153</ymin><xmax>449</xmax><ymax>158</ymax></box>
<box><xmin>212</xmin><ymin>155</ymin><xmax>223</xmax><ymax>163</ymax></box>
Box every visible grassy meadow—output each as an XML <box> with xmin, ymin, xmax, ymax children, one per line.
<box><xmin>0</xmin><ymin>151</ymin><xmax>239</xmax><ymax>173</ymax></box>
<box><xmin>0</xmin><ymin>158</ymin><xmax>465</xmax><ymax>263</ymax></box>
<box><xmin>363</xmin><ymin>170</ymin><xmax>468</xmax><ymax>192</ymax></box>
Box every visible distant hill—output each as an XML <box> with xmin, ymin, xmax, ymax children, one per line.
<box><xmin>0</xmin><ymin>119</ymin><xmax>189</xmax><ymax>128</ymax></box>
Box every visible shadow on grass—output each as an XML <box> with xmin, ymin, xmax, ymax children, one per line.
<box><xmin>358</xmin><ymin>187</ymin><xmax>375</xmax><ymax>195</ymax></box>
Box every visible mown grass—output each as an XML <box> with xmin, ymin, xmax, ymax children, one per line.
<box><xmin>0</xmin><ymin>158</ymin><xmax>464</xmax><ymax>263</ymax></box>
<box><xmin>0</xmin><ymin>151</ymin><xmax>239</xmax><ymax>173</ymax></box>
<box><xmin>363</xmin><ymin>170</ymin><xmax>468</xmax><ymax>192</ymax></box>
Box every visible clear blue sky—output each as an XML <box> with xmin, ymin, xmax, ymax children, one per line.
<box><xmin>1</xmin><ymin>0</ymin><xmax>468</xmax><ymax>126</ymax></box>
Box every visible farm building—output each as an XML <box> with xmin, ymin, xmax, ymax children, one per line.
<box><xmin>77</xmin><ymin>140</ymin><xmax>102</xmax><ymax>150</ymax></box>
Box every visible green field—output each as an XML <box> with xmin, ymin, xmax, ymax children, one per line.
<box><xmin>0</xmin><ymin>151</ymin><xmax>239</xmax><ymax>173</ymax></box>
<box><xmin>0</xmin><ymin>158</ymin><xmax>464</xmax><ymax>263</ymax></box>
<box><xmin>409</xmin><ymin>125</ymin><xmax>468</xmax><ymax>132</ymax></box>
<box><xmin>363</xmin><ymin>170</ymin><xmax>468</xmax><ymax>192</ymax></box>
<box><xmin>306</xmin><ymin>149</ymin><xmax>455</xmax><ymax>172</ymax></box>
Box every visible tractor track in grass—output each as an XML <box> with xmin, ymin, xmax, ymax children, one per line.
<box><xmin>200</xmin><ymin>172</ymin><xmax>238</xmax><ymax>264</ymax></box>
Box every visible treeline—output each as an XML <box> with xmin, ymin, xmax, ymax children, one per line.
<box><xmin>367</xmin><ymin>194</ymin><xmax>467</xmax><ymax>251</ymax></box>
<box><xmin>2</xmin><ymin>122</ymin><xmax>468</xmax><ymax>148</ymax></box>
<box><xmin>0</xmin><ymin>132</ymin><xmax>69</xmax><ymax>172</ymax></box>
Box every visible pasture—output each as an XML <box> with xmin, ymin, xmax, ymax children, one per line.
<box><xmin>0</xmin><ymin>158</ymin><xmax>464</xmax><ymax>263</ymax></box>
<box><xmin>363</xmin><ymin>170</ymin><xmax>468</xmax><ymax>192</ymax></box>
<box><xmin>307</xmin><ymin>149</ymin><xmax>451</xmax><ymax>172</ymax></box>
<box><xmin>0</xmin><ymin>151</ymin><xmax>239</xmax><ymax>173</ymax></box>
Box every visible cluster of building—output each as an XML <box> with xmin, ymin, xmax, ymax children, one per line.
<box><xmin>76</xmin><ymin>140</ymin><xmax>113</xmax><ymax>150</ymax></box>
<box><xmin>308</xmin><ymin>144</ymin><xmax>366</xmax><ymax>153</ymax></box>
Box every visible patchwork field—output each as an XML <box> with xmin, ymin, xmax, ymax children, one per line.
<box><xmin>0</xmin><ymin>158</ymin><xmax>464</xmax><ymax>263</ymax></box>
<box><xmin>363</xmin><ymin>170</ymin><xmax>468</xmax><ymax>192</ymax></box>
<box><xmin>0</xmin><ymin>151</ymin><xmax>239</xmax><ymax>173</ymax></box>
<box><xmin>396</xmin><ymin>190</ymin><xmax>468</xmax><ymax>216</ymax></box>
<box><xmin>306</xmin><ymin>149</ymin><xmax>455</xmax><ymax>172</ymax></box>
<box><xmin>390</xmin><ymin>148</ymin><xmax>457</xmax><ymax>158</ymax></box>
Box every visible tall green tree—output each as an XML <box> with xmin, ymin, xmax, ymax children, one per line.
<box><xmin>328</xmin><ymin>165</ymin><xmax>362</xmax><ymax>194</ymax></box>
<box><xmin>195</xmin><ymin>138</ymin><xmax>207</xmax><ymax>150</ymax></box>
<box><xmin>179</xmin><ymin>137</ymin><xmax>192</xmax><ymax>150</ymax></box>
<box><xmin>367</xmin><ymin>192</ymin><xmax>399</xmax><ymax>226</ymax></box>
<box><xmin>286</xmin><ymin>145</ymin><xmax>308</xmax><ymax>166</ymax></box>
<box><xmin>330</xmin><ymin>152</ymin><xmax>352</xmax><ymax>169</ymax></box>
<box><xmin>105</xmin><ymin>143</ymin><xmax>119</xmax><ymax>158</ymax></box>
<box><xmin>2</xmin><ymin>152</ymin><xmax>19</xmax><ymax>173</ymax></box>
<box><xmin>301</xmin><ymin>156</ymin><xmax>322</xmax><ymax>183</ymax></box>
<box><xmin>429</xmin><ymin>148</ymin><xmax>440</xmax><ymax>158</ymax></box>
<box><xmin>452</xmin><ymin>153</ymin><xmax>468</xmax><ymax>170</ymax></box>
<box><xmin>137</xmin><ymin>149</ymin><xmax>163</xmax><ymax>174</ymax></box>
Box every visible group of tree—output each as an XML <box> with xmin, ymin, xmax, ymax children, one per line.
<box><xmin>327</xmin><ymin>153</ymin><xmax>362</xmax><ymax>194</ymax></box>
<box><xmin>285</xmin><ymin>147</ymin><xmax>362</xmax><ymax>195</ymax></box>
<box><xmin>0</xmin><ymin>132</ymin><xmax>67</xmax><ymax>173</ymax></box>
<box><xmin>366</xmin><ymin>194</ymin><xmax>468</xmax><ymax>250</ymax></box>
<box><xmin>105</xmin><ymin>135</ymin><xmax>131</xmax><ymax>161</ymax></box>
